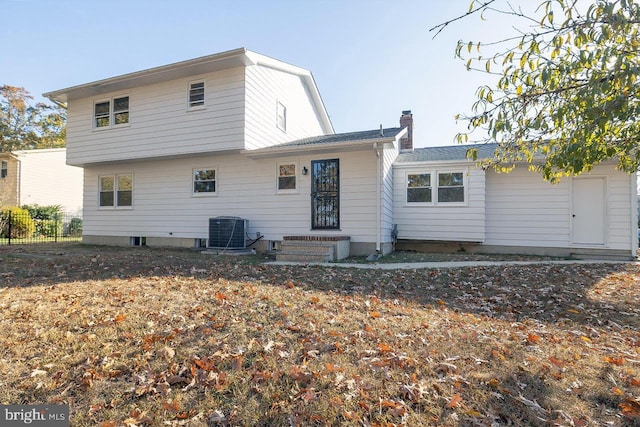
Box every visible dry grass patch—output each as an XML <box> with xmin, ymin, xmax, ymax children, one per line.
<box><xmin>0</xmin><ymin>244</ymin><xmax>639</xmax><ymax>426</ymax></box>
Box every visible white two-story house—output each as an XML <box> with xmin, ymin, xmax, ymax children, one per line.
<box><xmin>44</xmin><ymin>48</ymin><xmax>637</xmax><ymax>260</ymax></box>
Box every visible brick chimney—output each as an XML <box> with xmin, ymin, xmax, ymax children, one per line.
<box><xmin>399</xmin><ymin>110</ymin><xmax>413</xmax><ymax>150</ymax></box>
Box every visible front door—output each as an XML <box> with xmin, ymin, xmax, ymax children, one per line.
<box><xmin>311</xmin><ymin>159</ymin><xmax>340</xmax><ymax>229</ymax></box>
<box><xmin>571</xmin><ymin>177</ymin><xmax>606</xmax><ymax>245</ymax></box>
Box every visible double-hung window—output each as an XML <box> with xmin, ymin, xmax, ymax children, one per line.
<box><xmin>99</xmin><ymin>174</ymin><xmax>133</xmax><ymax>208</ymax></box>
<box><xmin>188</xmin><ymin>81</ymin><xmax>205</xmax><ymax>109</ymax></box>
<box><xmin>193</xmin><ymin>168</ymin><xmax>216</xmax><ymax>194</ymax></box>
<box><xmin>277</xmin><ymin>162</ymin><xmax>296</xmax><ymax>192</ymax></box>
<box><xmin>1</xmin><ymin>161</ymin><xmax>7</xmax><ymax>178</ymax></box>
<box><xmin>437</xmin><ymin>172</ymin><xmax>465</xmax><ymax>203</ymax></box>
<box><xmin>406</xmin><ymin>170</ymin><xmax>466</xmax><ymax>204</ymax></box>
<box><xmin>407</xmin><ymin>173</ymin><xmax>432</xmax><ymax>203</ymax></box>
<box><xmin>94</xmin><ymin>96</ymin><xmax>129</xmax><ymax>128</ymax></box>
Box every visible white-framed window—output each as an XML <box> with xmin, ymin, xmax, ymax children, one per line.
<box><xmin>277</xmin><ymin>162</ymin><xmax>296</xmax><ymax>192</ymax></box>
<box><xmin>438</xmin><ymin>172</ymin><xmax>465</xmax><ymax>203</ymax></box>
<box><xmin>406</xmin><ymin>170</ymin><xmax>467</xmax><ymax>205</ymax></box>
<box><xmin>188</xmin><ymin>81</ymin><xmax>205</xmax><ymax>110</ymax></box>
<box><xmin>406</xmin><ymin>173</ymin><xmax>432</xmax><ymax>203</ymax></box>
<box><xmin>99</xmin><ymin>174</ymin><xmax>133</xmax><ymax>208</ymax></box>
<box><xmin>276</xmin><ymin>101</ymin><xmax>286</xmax><ymax>131</ymax></box>
<box><xmin>94</xmin><ymin>96</ymin><xmax>129</xmax><ymax>128</ymax></box>
<box><xmin>193</xmin><ymin>168</ymin><xmax>216</xmax><ymax>195</ymax></box>
<box><xmin>1</xmin><ymin>161</ymin><xmax>7</xmax><ymax>178</ymax></box>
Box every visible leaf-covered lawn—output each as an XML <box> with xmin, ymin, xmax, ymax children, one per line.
<box><xmin>0</xmin><ymin>244</ymin><xmax>639</xmax><ymax>426</ymax></box>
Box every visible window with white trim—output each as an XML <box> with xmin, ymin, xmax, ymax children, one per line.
<box><xmin>1</xmin><ymin>161</ymin><xmax>7</xmax><ymax>178</ymax></box>
<box><xmin>188</xmin><ymin>81</ymin><xmax>205</xmax><ymax>109</ymax></box>
<box><xmin>407</xmin><ymin>173</ymin><xmax>431</xmax><ymax>203</ymax></box>
<box><xmin>94</xmin><ymin>96</ymin><xmax>129</xmax><ymax>128</ymax></box>
<box><xmin>406</xmin><ymin>170</ymin><xmax>466</xmax><ymax>204</ymax></box>
<box><xmin>277</xmin><ymin>162</ymin><xmax>296</xmax><ymax>191</ymax></box>
<box><xmin>438</xmin><ymin>172</ymin><xmax>465</xmax><ymax>203</ymax></box>
<box><xmin>193</xmin><ymin>168</ymin><xmax>216</xmax><ymax>194</ymax></box>
<box><xmin>99</xmin><ymin>174</ymin><xmax>132</xmax><ymax>208</ymax></box>
<box><xmin>276</xmin><ymin>101</ymin><xmax>286</xmax><ymax>131</ymax></box>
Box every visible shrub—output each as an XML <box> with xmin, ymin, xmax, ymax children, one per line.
<box><xmin>66</xmin><ymin>217</ymin><xmax>83</xmax><ymax>237</ymax></box>
<box><xmin>0</xmin><ymin>207</ymin><xmax>35</xmax><ymax>238</ymax></box>
<box><xmin>34</xmin><ymin>218</ymin><xmax>63</xmax><ymax>237</ymax></box>
<box><xmin>21</xmin><ymin>204</ymin><xmax>62</xmax><ymax>220</ymax></box>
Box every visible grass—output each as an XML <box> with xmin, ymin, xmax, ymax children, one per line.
<box><xmin>0</xmin><ymin>243</ymin><xmax>639</xmax><ymax>426</ymax></box>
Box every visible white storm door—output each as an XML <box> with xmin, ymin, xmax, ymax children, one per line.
<box><xmin>571</xmin><ymin>177</ymin><xmax>606</xmax><ymax>245</ymax></box>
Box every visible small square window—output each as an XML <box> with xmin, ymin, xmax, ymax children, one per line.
<box><xmin>276</xmin><ymin>101</ymin><xmax>286</xmax><ymax>131</ymax></box>
<box><xmin>99</xmin><ymin>174</ymin><xmax>133</xmax><ymax>208</ymax></box>
<box><xmin>277</xmin><ymin>163</ymin><xmax>296</xmax><ymax>191</ymax></box>
<box><xmin>193</xmin><ymin>168</ymin><xmax>216</xmax><ymax>194</ymax></box>
<box><xmin>189</xmin><ymin>81</ymin><xmax>205</xmax><ymax>109</ymax></box>
<box><xmin>94</xmin><ymin>96</ymin><xmax>129</xmax><ymax>128</ymax></box>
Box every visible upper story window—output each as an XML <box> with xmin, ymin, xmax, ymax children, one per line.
<box><xmin>276</xmin><ymin>101</ymin><xmax>286</xmax><ymax>131</ymax></box>
<box><xmin>1</xmin><ymin>161</ymin><xmax>7</xmax><ymax>178</ymax></box>
<box><xmin>193</xmin><ymin>168</ymin><xmax>216</xmax><ymax>195</ymax></box>
<box><xmin>188</xmin><ymin>81</ymin><xmax>205</xmax><ymax>109</ymax></box>
<box><xmin>406</xmin><ymin>170</ymin><xmax>467</xmax><ymax>205</ymax></box>
<box><xmin>94</xmin><ymin>96</ymin><xmax>129</xmax><ymax>128</ymax></box>
<box><xmin>407</xmin><ymin>173</ymin><xmax>431</xmax><ymax>203</ymax></box>
<box><xmin>100</xmin><ymin>174</ymin><xmax>132</xmax><ymax>208</ymax></box>
<box><xmin>277</xmin><ymin>162</ymin><xmax>296</xmax><ymax>192</ymax></box>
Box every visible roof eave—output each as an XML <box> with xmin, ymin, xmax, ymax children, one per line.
<box><xmin>243</xmin><ymin>136</ymin><xmax>399</xmax><ymax>159</ymax></box>
<box><xmin>43</xmin><ymin>47</ymin><xmax>252</xmax><ymax>103</ymax></box>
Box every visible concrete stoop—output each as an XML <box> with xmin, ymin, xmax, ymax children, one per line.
<box><xmin>276</xmin><ymin>236</ymin><xmax>350</xmax><ymax>263</ymax></box>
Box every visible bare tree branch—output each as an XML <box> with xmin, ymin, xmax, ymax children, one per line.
<box><xmin>429</xmin><ymin>0</ymin><xmax>497</xmax><ymax>38</ymax></box>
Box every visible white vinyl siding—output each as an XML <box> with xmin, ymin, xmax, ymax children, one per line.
<box><xmin>244</xmin><ymin>64</ymin><xmax>325</xmax><ymax>150</ymax></box>
<box><xmin>484</xmin><ymin>165</ymin><xmax>633</xmax><ymax>250</ymax></box>
<box><xmin>394</xmin><ymin>164</ymin><xmax>485</xmax><ymax>242</ymax></box>
<box><xmin>81</xmin><ymin>150</ymin><xmax>380</xmax><ymax>246</ymax></box>
<box><xmin>66</xmin><ymin>67</ymin><xmax>246</xmax><ymax>166</ymax></box>
<box><xmin>11</xmin><ymin>148</ymin><xmax>83</xmax><ymax>215</ymax></box>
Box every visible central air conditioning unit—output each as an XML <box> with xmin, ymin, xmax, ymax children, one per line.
<box><xmin>208</xmin><ymin>216</ymin><xmax>247</xmax><ymax>249</ymax></box>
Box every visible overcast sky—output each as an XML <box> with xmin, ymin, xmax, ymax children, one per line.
<box><xmin>2</xmin><ymin>0</ymin><xmax>516</xmax><ymax>147</ymax></box>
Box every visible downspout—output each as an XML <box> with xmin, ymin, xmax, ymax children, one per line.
<box><xmin>374</xmin><ymin>142</ymin><xmax>381</xmax><ymax>253</ymax></box>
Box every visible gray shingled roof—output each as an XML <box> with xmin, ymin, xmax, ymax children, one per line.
<box><xmin>271</xmin><ymin>127</ymin><xmax>404</xmax><ymax>148</ymax></box>
<box><xmin>397</xmin><ymin>143</ymin><xmax>498</xmax><ymax>162</ymax></box>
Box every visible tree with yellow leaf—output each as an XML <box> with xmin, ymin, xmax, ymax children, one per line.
<box><xmin>433</xmin><ymin>0</ymin><xmax>640</xmax><ymax>182</ymax></box>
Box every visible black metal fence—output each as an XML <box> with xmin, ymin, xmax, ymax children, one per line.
<box><xmin>0</xmin><ymin>211</ymin><xmax>82</xmax><ymax>245</ymax></box>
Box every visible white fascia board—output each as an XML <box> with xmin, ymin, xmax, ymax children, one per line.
<box><xmin>43</xmin><ymin>48</ymin><xmax>250</xmax><ymax>103</ymax></box>
<box><xmin>243</xmin><ymin>137</ymin><xmax>398</xmax><ymax>159</ymax></box>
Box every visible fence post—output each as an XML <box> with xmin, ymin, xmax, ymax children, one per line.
<box><xmin>7</xmin><ymin>211</ymin><xmax>11</xmax><ymax>245</ymax></box>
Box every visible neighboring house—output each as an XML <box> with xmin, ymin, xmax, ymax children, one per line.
<box><xmin>43</xmin><ymin>48</ymin><xmax>638</xmax><ymax>259</ymax></box>
<box><xmin>0</xmin><ymin>148</ymin><xmax>83</xmax><ymax>215</ymax></box>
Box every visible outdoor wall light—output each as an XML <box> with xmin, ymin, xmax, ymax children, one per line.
<box><xmin>302</xmin><ymin>166</ymin><xmax>308</xmax><ymax>175</ymax></box>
